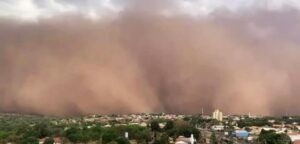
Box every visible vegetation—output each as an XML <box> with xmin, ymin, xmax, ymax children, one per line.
<box><xmin>44</xmin><ymin>138</ymin><xmax>54</xmax><ymax>144</ymax></box>
<box><xmin>237</xmin><ymin>117</ymin><xmax>270</xmax><ymax>128</ymax></box>
<box><xmin>0</xmin><ymin>113</ymin><xmax>298</xmax><ymax>144</ymax></box>
<box><xmin>0</xmin><ymin>113</ymin><xmax>201</xmax><ymax>144</ymax></box>
<box><xmin>210</xmin><ymin>132</ymin><xmax>218</xmax><ymax>144</ymax></box>
<box><xmin>258</xmin><ymin>129</ymin><xmax>291</xmax><ymax>144</ymax></box>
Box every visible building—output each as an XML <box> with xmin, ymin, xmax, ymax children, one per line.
<box><xmin>248</xmin><ymin>126</ymin><xmax>261</xmax><ymax>135</ymax></box>
<box><xmin>234</xmin><ymin>130</ymin><xmax>249</xmax><ymax>139</ymax></box>
<box><xmin>288</xmin><ymin>133</ymin><xmax>300</xmax><ymax>144</ymax></box>
<box><xmin>175</xmin><ymin>134</ymin><xmax>195</xmax><ymax>144</ymax></box>
<box><xmin>39</xmin><ymin>137</ymin><xmax>63</xmax><ymax>144</ymax></box>
<box><xmin>211</xmin><ymin>125</ymin><xmax>225</xmax><ymax>131</ymax></box>
<box><xmin>212</xmin><ymin>109</ymin><xmax>223</xmax><ymax>121</ymax></box>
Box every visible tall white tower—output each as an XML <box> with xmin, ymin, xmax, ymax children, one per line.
<box><xmin>212</xmin><ymin>109</ymin><xmax>223</xmax><ymax>121</ymax></box>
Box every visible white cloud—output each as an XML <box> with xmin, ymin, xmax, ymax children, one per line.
<box><xmin>0</xmin><ymin>0</ymin><xmax>121</xmax><ymax>21</ymax></box>
<box><xmin>1</xmin><ymin>0</ymin><xmax>300</xmax><ymax>21</ymax></box>
<box><xmin>0</xmin><ymin>0</ymin><xmax>40</xmax><ymax>20</ymax></box>
<box><xmin>0</xmin><ymin>0</ymin><xmax>77</xmax><ymax>21</ymax></box>
<box><xmin>264</xmin><ymin>0</ymin><xmax>300</xmax><ymax>10</ymax></box>
<box><xmin>179</xmin><ymin>0</ymin><xmax>300</xmax><ymax>16</ymax></box>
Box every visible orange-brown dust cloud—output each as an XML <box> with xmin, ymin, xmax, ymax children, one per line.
<box><xmin>1</xmin><ymin>1</ymin><xmax>300</xmax><ymax>116</ymax></box>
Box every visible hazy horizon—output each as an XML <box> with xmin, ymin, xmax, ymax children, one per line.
<box><xmin>1</xmin><ymin>0</ymin><xmax>300</xmax><ymax>116</ymax></box>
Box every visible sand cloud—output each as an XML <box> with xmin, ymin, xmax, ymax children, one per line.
<box><xmin>0</xmin><ymin>0</ymin><xmax>300</xmax><ymax>116</ymax></box>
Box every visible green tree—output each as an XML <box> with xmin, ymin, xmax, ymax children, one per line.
<box><xmin>164</xmin><ymin>121</ymin><xmax>174</xmax><ymax>130</ymax></box>
<box><xmin>210</xmin><ymin>132</ymin><xmax>218</xmax><ymax>144</ymax></box>
<box><xmin>160</xmin><ymin>133</ymin><xmax>169</xmax><ymax>144</ymax></box>
<box><xmin>102</xmin><ymin>128</ymin><xmax>119</xmax><ymax>143</ymax></box>
<box><xmin>44</xmin><ymin>137</ymin><xmax>54</xmax><ymax>144</ymax></box>
<box><xmin>0</xmin><ymin>131</ymin><xmax>9</xmax><ymax>140</ymax></box>
<box><xmin>153</xmin><ymin>140</ymin><xmax>163</xmax><ymax>144</ymax></box>
<box><xmin>21</xmin><ymin>136</ymin><xmax>39</xmax><ymax>144</ymax></box>
<box><xmin>65</xmin><ymin>126</ymin><xmax>89</xmax><ymax>143</ymax></box>
<box><xmin>176</xmin><ymin>126</ymin><xmax>200</xmax><ymax>140</ymax></box>
<box><xmin>136</xmin><ymin>128</ymin><xmax>151</xmax><ymax>143</ymax></box>
<box><xmin>107</xmin><ymin>141</ymin><xmax>118</xmax><ymax>144</ymax></box>
<box><xmin>22</xmin><ymin>127</ymin><xmax>39</xmax><ymax>139</ymax></box>
<box><xmin>87</xmin><ymin>125</ymin><xmax>102</xmax><ymax>141</ymax></box>
<box><xmin>245</xmin><ymin>127</ymin><xmax>251</xmax><ymax>132</ymax></box>
<box><xmin>258</xmin><ymin>129</ymin><xmax>291</xmax><ymax>144</ymax></box>
<box><xmin>116</xmin><ymin>137</ymin><xmax>130</xmax><ymax>144</ymax></box>
<box><xmin>34</xmin><ymin>123</ymin><xmax>50</xmax><ymax>138</ymax></box>
<box><xmin>151</xmin><ymin>121</ymin><xmax>160</xmax><ymax>132</ymax></box>
<box><xmin>151</xmin><ymin>121</ymin><xmax>161</xmax><ymax>141</ymax></box>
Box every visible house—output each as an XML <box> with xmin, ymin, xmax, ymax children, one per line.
<box><xmin>294</xmin><ymin>140</ymin><xmax>300</xmax><ymax>144</ymax></box>
<box><xmin>248</xmin><ymin>126</ymin><xmax>261</xmax><ymax>135</ymax></box>
<box><xmin>39</xmin><ymin>138</ymin><xmax>46</xmax><ymax>144</ymax></box>
<box><xmin>211</xmin><ymin>125</ymin><xmax>224</xmax><ymax>131</ymax></box>
<box><xmin>262</xmin><ymin>127</ymin><xmax>287</xmax><ymax>134</ymax></box>
<box><xmin>159</xmin><ymin>122</ymin><xmax>166</xmax><ymax>129</ymax></box>
<box><xmin>234</xmin><ymin>130</ymin><xmax>249</xmax><ymax>139</ymax></box>
<box><xmin>39</xmin><ymin>137</ymin><xmax>63</xmax><ymax>144</ymax></box>
<box><xmin>288</xmin><ymin>133</ymin><xmax>300</xmax><ymax>144</ymax></box>
<box><xmin>53</xmin><ymin>137</ymin><xmax>63</xmax><ymax>144</ymax></box>
<box><xmin>129</xmin><ymin>140</ymin><xmax>138</xmax><ymax>144</ymax></box>
<box><xmin>104</xmin><ymin>124</ymin><xmax>112</xmax><ymax>127</ymax></box>
<box><xmin>175</xmin><ymin>135</ymin><xmax>195</xmax><ymax>144</ymax></box>
<box><xmin>175</xmin><ymin>136</ymin><xmax>190</xmax><ymax>144</ymax></box>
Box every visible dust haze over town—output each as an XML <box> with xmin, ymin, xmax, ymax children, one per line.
<box><xmin>1</xmin><ymin>0</ymin><xmax>300</xmax><ymax>116</ymax></box>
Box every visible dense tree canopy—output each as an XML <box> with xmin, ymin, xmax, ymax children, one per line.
<box><xmin>258</xmin><ymin>130</ymin><xmax>291</xmax><ymax>144</ymax></box>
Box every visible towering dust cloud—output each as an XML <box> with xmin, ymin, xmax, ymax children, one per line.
<box><xmin>1</xmin><ymin>0</ymin><xmax>300</xmax><ymax>116</ymax></box>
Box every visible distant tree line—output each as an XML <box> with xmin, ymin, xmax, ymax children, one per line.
<box><xmin>0</xmin><ymin>115</ymin><xmax>201</xmax><ymax>144</ymax></box>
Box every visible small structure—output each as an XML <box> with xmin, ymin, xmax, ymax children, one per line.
<box><xmin>248</xmin><ymin>126</ymin><xmax>261</xmax><ymax>135</ymax></box>
<box><xmin>39</xmin><ymin>137</ymin><xmax>63</xmax><ymax>144</ymax></box>
<box><xmin>53</xmin><ymin>137</ymin><xmax>63</xmax><ymax>144</ymax></box>
<box><xmin>175</xmin><ymin>136</ymin><xmax>190</xmax><ymax>144</ymax></box>
<box><xmin>234</xmin><ymin>130</ymin><xmax>249</xmax><ymax>139</ymax></box>
<box><xmin>175</xmin><ymin>134</ymin><xmax>195</xmax><ymax>144</ymax></box>
<box><xmin>288</xmin><ymin>133</ymin><xmax>300</xmax><ymax>143</ymax></box>
<box><xmin>211</xmin><ymin>125</ymin><xmax>224</xmax><ymax>131</ymax></box>
<box><xmin>190</xmin><ymin>134</ymin><xmax>195</xmax><ymax>144</ymax></box>
<box><xmin>247</xmin><ymin>136</ymin><xmax>254</xmax><ymax>141</ymax></box>
<box><xmin>159</xmin><ymin>122</ymin><xmax>166</xmax><ymax>129</ymax></box>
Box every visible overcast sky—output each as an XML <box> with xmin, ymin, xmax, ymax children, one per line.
<box><xmin>1</xmin><ymin>0</ymin><xmax>300</xmax><ymax>21</ymax></box>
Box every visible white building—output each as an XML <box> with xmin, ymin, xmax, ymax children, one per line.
<box><xmin>288</xmin><ymin>133</ymin><xmax>300</xmax><ymax>142</ymax></box>
<box><xmin>212</xmin><ymin>109</ymin><xmax>223</xmax><ymax>121</ymax></box>
<box><xmin>211</xmin><ymin>125</ymin><xmax>225</xmax><ymax>131</ymax></box>
<box><xmin>175</xmin><ymin>134</ymin><xmax>195</xmax><ymax>144</ymax></box>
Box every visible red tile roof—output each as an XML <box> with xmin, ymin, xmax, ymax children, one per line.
<box><xmin>294</xmin><ymin>140</ymin><xmax>300</xmax><ymax>144</ymax></box>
